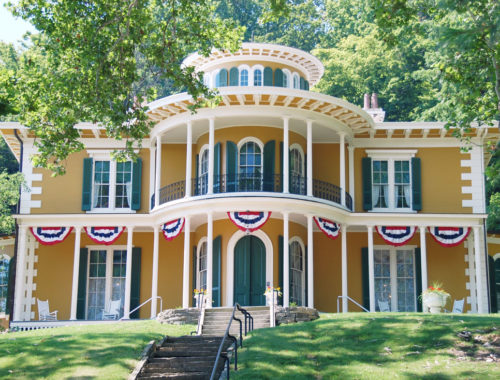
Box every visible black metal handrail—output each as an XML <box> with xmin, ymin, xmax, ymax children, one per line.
<box><xmin>210</xmin><ymin>303</ymin><xmax>253</xmax><ymax>380</ymax></box>
<box><xmin>151</xmin><ymin>173</ymin><xmax>354</xmax><ymax>211</ymax></box>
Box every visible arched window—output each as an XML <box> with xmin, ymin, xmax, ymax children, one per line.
<box><xmin>293</xmin><ymin>74</ymin><xmax>299</xmax><ymax>89</ymax></box>
<box><xmin>216</xmin><ymin>69</ymin><xmax>228</xmax><ymax>87</ymax></box>
<box><xmin>290</xmin><ymin>145</ymin><xmax>305</xmax><ymax>194</ymax></box>
<box><xmin>240</xmin><ymin>69</ymin><xmax>249</xmax><ymax>86</ymax></box>
<box><xmin>283</xmin><ymin>72</ymin><xmax>289</xmax><ymax>88</ymax></box>
<box><xmin>197</xmin><ymin>241</ymin><xmax>208</xmax><ymax>291</ymax></box>
<box><xmin>229</xmin><ymin>67</ymin><xmax>239</xmax><ymax>86</ymax></box>
<box><xmin>0</xmin><ymin>255</ymin><xmax>10</xmax><ymax>314</ymax></box>
<box><xmin>290</xmin><ymin>240</ymin><xmax>304</xmax><ymax>306</ymax></box>
<box><xmin>239</xmin><ymin>140</ymin><xmax>262</xmax><ymax>191</ymax></box>
<box><xmin>199</xmin><ymin>148</ymin><xmax>209</xmax><ymax>195</ymax></box>
<box><xmin>254</xmin><ymin>69</ymin><xmax>262</xmax><ymax>86</ymax></box>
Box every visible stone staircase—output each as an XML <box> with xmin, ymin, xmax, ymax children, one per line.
<box><xmin>136</xmin><ymin>335</ymin><xmax>232</xmax><ymax>379</ymax></box>
<box><xmin>201</xmin><ymin>306</ymin><xmax>271</xmax><ymax>337</ymax></box>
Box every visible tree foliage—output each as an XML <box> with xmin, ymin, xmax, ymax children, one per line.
<box><xmin>10</xmin><ymin>0</ymin><xmax>244</xmax><ymax>174</ymax></box>
<box><xmin>0</xmin><ymin>172</ymin><xmax>24</xmax><ymax>235</ymax></box>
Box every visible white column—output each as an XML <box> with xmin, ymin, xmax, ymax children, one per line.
<box><xmin>207</xmin><ymin>118</ymin><xmax>215</xmax><ymax>195</ymax></box>
<box><xmin>367</xmin><ymin>226</ymin><xmax>375</xmax><ymax>312</ymax></box>
<box><xmin>154</xmin><ymin>136</ymin><xmax>162</xmax><ymax>209</ymax></box>
<box><xmin>151</xmin><ymin>226</ymin><xmax>159</xmax><ymax>318</ymax></box>
<box><xmin>419</xmin><ymin>227</ymin><xmax>428</xmax><ymax>310</ymax></box>
<box><xmin>339</xmin><ymin>132</ymin><xmax>346</xmax><ymax>207</ymax></box>
<box><xmin>182</xmin><ymin>216</ymin><xmax>191</xmax><ymax>308</ymax></box>
<box><xmin>185</xmin><ymin>121</ymin><xmax>193</xmax><ymax>197</ymax></box>
<box><xmin>283</xmin><ymin>212</ymin><xmax>290</xmax><ymax>307</ymax></box>
<box><xmin>123</xmin><ymin>226</ymin><xmax>134</xmax><ymax>319</ymax></box>
<box><xmin>307</xmin><ymin>215</ymin><xmax>314</xmax><ymax>308</ymax></box>
<box><xmin>13</xmin><ymin>226</ymin><xmax>27</xmax><ymax>321</ymax></box>
<box><xmin>149</xmin><ymin>144</ymin><xmax>155</xmax><ymax>209</ymax></box>
<box><xmin>283</xmin><ymin>117</ymin><xmax>290</xmax><ymax>193</ymax></box>
<box><xmin>306</xmin><ymin>120</ymin><xmax>313</xmax><ymax>196</ymax></box>
<box><xmin>206</xmin><ymin>212</ymin><xmax>213</xmax><ymax>306</ymax></box>
<box><xmin>473</xmin><ymin>226</ymin><xmax>484</xmax><ymax>313</ymax></box>
<box><xmin>70</xmin><ymin>226</ymin><xmax>82</xmax><ymax>320</ymax></box>
<box><xmin>348</xmin><ymin>144</ymin><xmax>355</xmax><ymax>208</ymax></box>
<box><xmin>341</xmin><ymin>224</ymin><xmax>348</xmax><ymax>313</ymax></box>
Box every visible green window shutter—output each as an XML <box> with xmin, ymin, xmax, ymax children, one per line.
<box><xmin>414</xmin><ymin>248</ymin><xmax>422</xmax><ymax>312</ymax></box>
<box><xmin>362</xmin><ymin>157</ymin><xmax>372</xmax><ymax>211</ymax></box>
<box><xmin>300</xmin><ymin>77</ymin><xmax>305</xmax><ymax>90</ymax></box>
<box><xmin>130</xmin><ymin>247</ymin><xmax>141</xmax><ymax>319</ymax></box>
<box><xmin>274</xmin><ymin>68</ymin><xmax>283</xmax><ymax>87</ymax></box>
<box><xmin>212</xmin><ymin>236</ymin><xmax>222</xmax><ymax>307</ymax></box>
<box><xmin>192</xmin><ymin>245</ymin><xmax>197</xmax><ymax>306</ymax></box>
<box><xmin>6</xmin><ymin>256</ymin><xmax>14</xmax><ymax>315</ymax></box>
<box><xmin>229</xmin><ymin>67</ymin><xmax>239</xmax><ymax>86</ymax></box>
<box><xmin>131</xmin><ymin>158</ymin><xmax>142</xmax><ymax>210</ymax></box>
<box><xmin>411</xmin><ymin>157</ymin><xmax>422</xmax><ymax>211</ymax></box>
<box><xmin>194</xmin><ymin>154</ymin><xmax>199</xmax><ymax>196</ymax></box>
<box><xmin>305</xmin><ymin>81</ymin><xmax>309</xmax><ymax>90</ymax></box>
<box><xmin>264</xmin><ymin>67</ymin><xmax>273</xmax><ymax>86</ymax></box>
<box><xmin>305</xmin><ymin>245</ymin><xmax>308</xmax><ymax>306</ymax></box>
<box><xmin>361</xmin><ymin>247</ymin><xmax>369</xmax><ymax>311</ymax></box>
<box><xmin>218</xmin><ymin>69</ymin><xmax>228</xmax><ymax>87</ymax></box>
<box><xmin>82</xmin><ymin>158</ymin><xmax>93</xmax><ymax>211</ymax></box>
<box><xmin>278</xmin><ymin>235</ymin><xmax>283</xmax><ymax>306</ymax></box>
<box><xmin>263</xmin><ymin>140</ymin><xmax>275</xmax><ymax>191</ymax></box>
<box><xmin>77</xmin><ymin>248</ymin><xmax>89</xmax><ymax>320</ymax></box>
<box><xmin>226</xmin><ymin>141</ymin><xmax>237</xmax><ymax>192</ymax></box>
<box><xmin>488</xmin><ymin>256</ymin><xmax>497</xmax><ymax>313</ymax></box>
<box><xmin>279</xmin><ymin>142</ymin><xmax>284</xmax><ymax>192</ymax></box>
<box><xmin>214</xmin><ymin>142</ymin><xmax>221</xmax><ymax>193</ymax></box>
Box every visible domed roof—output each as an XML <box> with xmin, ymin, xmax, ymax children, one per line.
<box><xmin>183</xmin><ymin>42</ymin><xmax>324</xmax><ymax>86</ymax></box>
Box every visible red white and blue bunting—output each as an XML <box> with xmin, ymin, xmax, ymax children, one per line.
<box><xmin>314</xmin><ymin>217</ymin><xmax>341</xmax><ymax>240</ymax></box>
<box><xmin>161</xmin><ymin>218</ymin><xmax>185</xmax><ymax>241</ymax></box>
<box><xmin>228</xmin><ymin>211</ymin><xmax>271</xmax><ymax>233</ymax></box>
<box><xmin>30</xmin><ymin>227</ymin><xmax>73</xmax><ymax>246</ymax></box>
<box><xmin>428</xmin><ymin>227</ymin><xmax>470</xmax><ymax>247</ymax></box>
<box><xmin>85</xmin><ymin>227</ymin><xmax>124</xmax><ymax>245</ymax></box>
<box><xmin>376</xmin><ymin>226</ymin><xmax>416</xmax><ymax>247</ymax></box>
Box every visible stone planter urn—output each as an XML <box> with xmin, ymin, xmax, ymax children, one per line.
<box><xmin>423</xmin><ymin>293</ymin><xmax>446</xmax><ymax>313</ymax></box>
<box><xmin>265</xmin><ymin>291</ymin><xmax>278</xmax><ymax>307</ymax></box>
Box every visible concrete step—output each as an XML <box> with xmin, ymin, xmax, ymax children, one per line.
<box><xmin>154</xmin><ymin>349</ymin><xmax>218</xmax><ymax>358</ymax></box>
<box><xmin>142</xmin><ymin>362</ymin><xmax>215</xmax><ymax>372</ymax></box>
<box><xmin>138</xmin><ymin>371</ymin><xmax>210</xmax><ymax>379</ymax></box>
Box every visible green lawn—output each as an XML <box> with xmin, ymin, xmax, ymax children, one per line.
<box><xmin>233</xmin><ymin>313</ymin><xmax>500</xmax><ymax>380</ymax></box>
<box><xmin>0</xmin><ymin>320</ymin><xmax>194</xmax><ymax>379</ymax></box>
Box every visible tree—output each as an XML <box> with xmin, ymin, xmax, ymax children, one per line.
<box><xmin>10</xmin><ymin>0</ymin><xmax>245</xmax><ymax>175</ymax></box>
<box><xmin>0</xmin><ymin>172</ymin><xmax>24</xmax><ymax>235</ymax></box>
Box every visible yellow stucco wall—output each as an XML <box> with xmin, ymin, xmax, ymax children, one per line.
<box><xmin>31</xmin><ymin>223</ymin><xmax>471</xmax><ymax>319</ymax></box>
<box><xmin>354</xmin><ymin>147</ymin><xmax>468</xmax><ymax>214</ymax></box>
<box><xmin>32</xmin><ymin>149</ymin><xmax>151</xmax><ymax>214</ymax></box>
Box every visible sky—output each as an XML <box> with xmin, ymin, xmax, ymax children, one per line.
<box><xmin>0</xmin><ymin>1</ymin><xmax>36</xmax><ymax>45</ymax></box>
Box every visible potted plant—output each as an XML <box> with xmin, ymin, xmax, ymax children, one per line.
<box><xmin>420</xmin><ymin>283</ymin><xmax>450</xmax><ymax>313</ymax></box>
<box><xmin>264</xmin><ymin>286</ymin><xmax>282</xmax><ymax>306</ymax></box>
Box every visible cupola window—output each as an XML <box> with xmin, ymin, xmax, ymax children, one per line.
<box><xmin>254</xmin><ymin>69</ymin><xmax>262</xmax><ymax>86</ymax></box>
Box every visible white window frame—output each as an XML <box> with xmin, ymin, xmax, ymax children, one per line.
<box><xmin>87</xmin><ymin>150</ymin><xmax>135</xmax><ymax>214</ymax></box>
<box><xmin>374</xmin><ymin>245</ymin><xmax>417</xmax><ymax>312</ymax></box>
<box><xmin>252</xmin><ymin>65</ymin><xmax>264</xmax><ymax>87</ymax></box>
<box><xmin>196</xmin><ymin>238</ymin><xmax>208</xmax><ymax>291</ymax></box>
<box><xmin>289</xmin><ymin>236</ymin><xmax>305</xmax><ymax>306</ymax></box>
<box><xmin>237</xmin><ymin>137</ymin><xmax>264</xmax><ymax>173</ymax></box>
<box><xmin>292</xmin><ymin>73</ymin><xmax>300</xmax><ymax>89</ymax></box>
<box><xmin>238</xmin><ymin>64</ymin><xmax>251</xmax><ymax>87</ymax></box>
<box><xmin>289</xmin><ymin>143</ymin><xmax>305</xmax><ymax>177</ymax></box>
<box><xmin>198</xmin><ymin>144</ymin><xmax>209</xmax><ymax>195</ymax></box>
<box><xmin>282</xmin><ymin>69</ymin><xmax>291</xmax><ymax>88</ymax></box>
<box><xmin>85</xmin><ymin>245</ymin><xmax>128</xmax><ymax>320</ymax></box>
<box><xmin>366</xmin><ymin>150</ymin><xmax>417</xmax><ymax>212</ymax></box>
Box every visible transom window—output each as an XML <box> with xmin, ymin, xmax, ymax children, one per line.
<box><xmin>92</xmin><ymin>160</ymin><xmax>133</xmax><ymax>211</ymax></box>
<box><xmin>87</xmin><ymin>248</ymin><xmax>127</xmax><ymax>320</ymax></box>
<box><xmin>240</xmin><ymin>69</ymin><xmax>248</xmax><ymax>86</ymax></box>
<box><xmin>290</xmin><ymin>240</ymin><xmax>304</xmax><ymax>306</ymax></box>
<box><xmin>374</xmin><ymin>248</ymin><xmax>416</xmax><ymax>312</ymax></box>
<box><xmin>197</xmin><ymin>241</ymin><xmax>207</xmax><ymax>291</ymax></box>
<box><xmin>0</xmin><ymin>255</ymin><xmax>9</xmax><ymax>314</ymax></box>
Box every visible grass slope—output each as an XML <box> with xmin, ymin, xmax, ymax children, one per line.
<box><xmin>0</xmin><ymin>320</ymin><xmax>194</xmax><ymax>379</ymax></box>
<box><xmin>233</xmin><ymin>313</ymin><xmax>500</xmax><ymax>380</ymax></box>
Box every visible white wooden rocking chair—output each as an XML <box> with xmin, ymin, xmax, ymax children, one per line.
<box><xmin>445</xmin><ymin>299</ymin><xmax>465</xmax><ymax>314</ymax></box>
<box><xmin>37</xmin><ymin>299</ymin><xmax>58</xmax><ymax>321</ymax></box>
<box><xmin>102</xmin><ymin>299</ymin><xmax>121</xmax><ymax>320</ymax></box>
<box><xmin>378</xmin><ymin>300</ymin><xmax>391</xmax><ymax>312</ymax></box>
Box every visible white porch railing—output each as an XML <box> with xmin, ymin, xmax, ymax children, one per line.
<box><xmin>336</xmin><ymin>295</ymin><xmax>369</xmax><ymax>313</ymax></box>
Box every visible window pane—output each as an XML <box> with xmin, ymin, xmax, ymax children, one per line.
<box><xmin>116</xmin><ymin>161</ymin><xmax>132</xmax><ymax>208</ymax></box>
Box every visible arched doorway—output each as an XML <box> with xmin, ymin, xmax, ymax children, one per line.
<box><xmin>234</xmin><ymin>235</ymin><xmax>266</xmax><ymax>306</ymax></box>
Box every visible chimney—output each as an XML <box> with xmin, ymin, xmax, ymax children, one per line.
<box><xmin>364</xmin><ymin>92</ymin><xmax>385</xmax><ymax>122</ymax></box>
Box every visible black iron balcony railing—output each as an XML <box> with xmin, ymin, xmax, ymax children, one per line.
<box><xmin>151</xmin><ymin>173</ymin><xmax>353</xmax><ymax>211</ymax></box>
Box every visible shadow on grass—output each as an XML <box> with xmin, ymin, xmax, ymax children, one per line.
<box><xmin>231</xmin><ymin>313</ymin><xmax>500</xmax><ymax>380</ymax></box>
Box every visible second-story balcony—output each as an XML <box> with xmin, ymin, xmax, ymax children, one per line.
<box><xmin>152</xmin><ymin>174</ymin><xmax>353</xmax><ymax>211</ymax></box>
